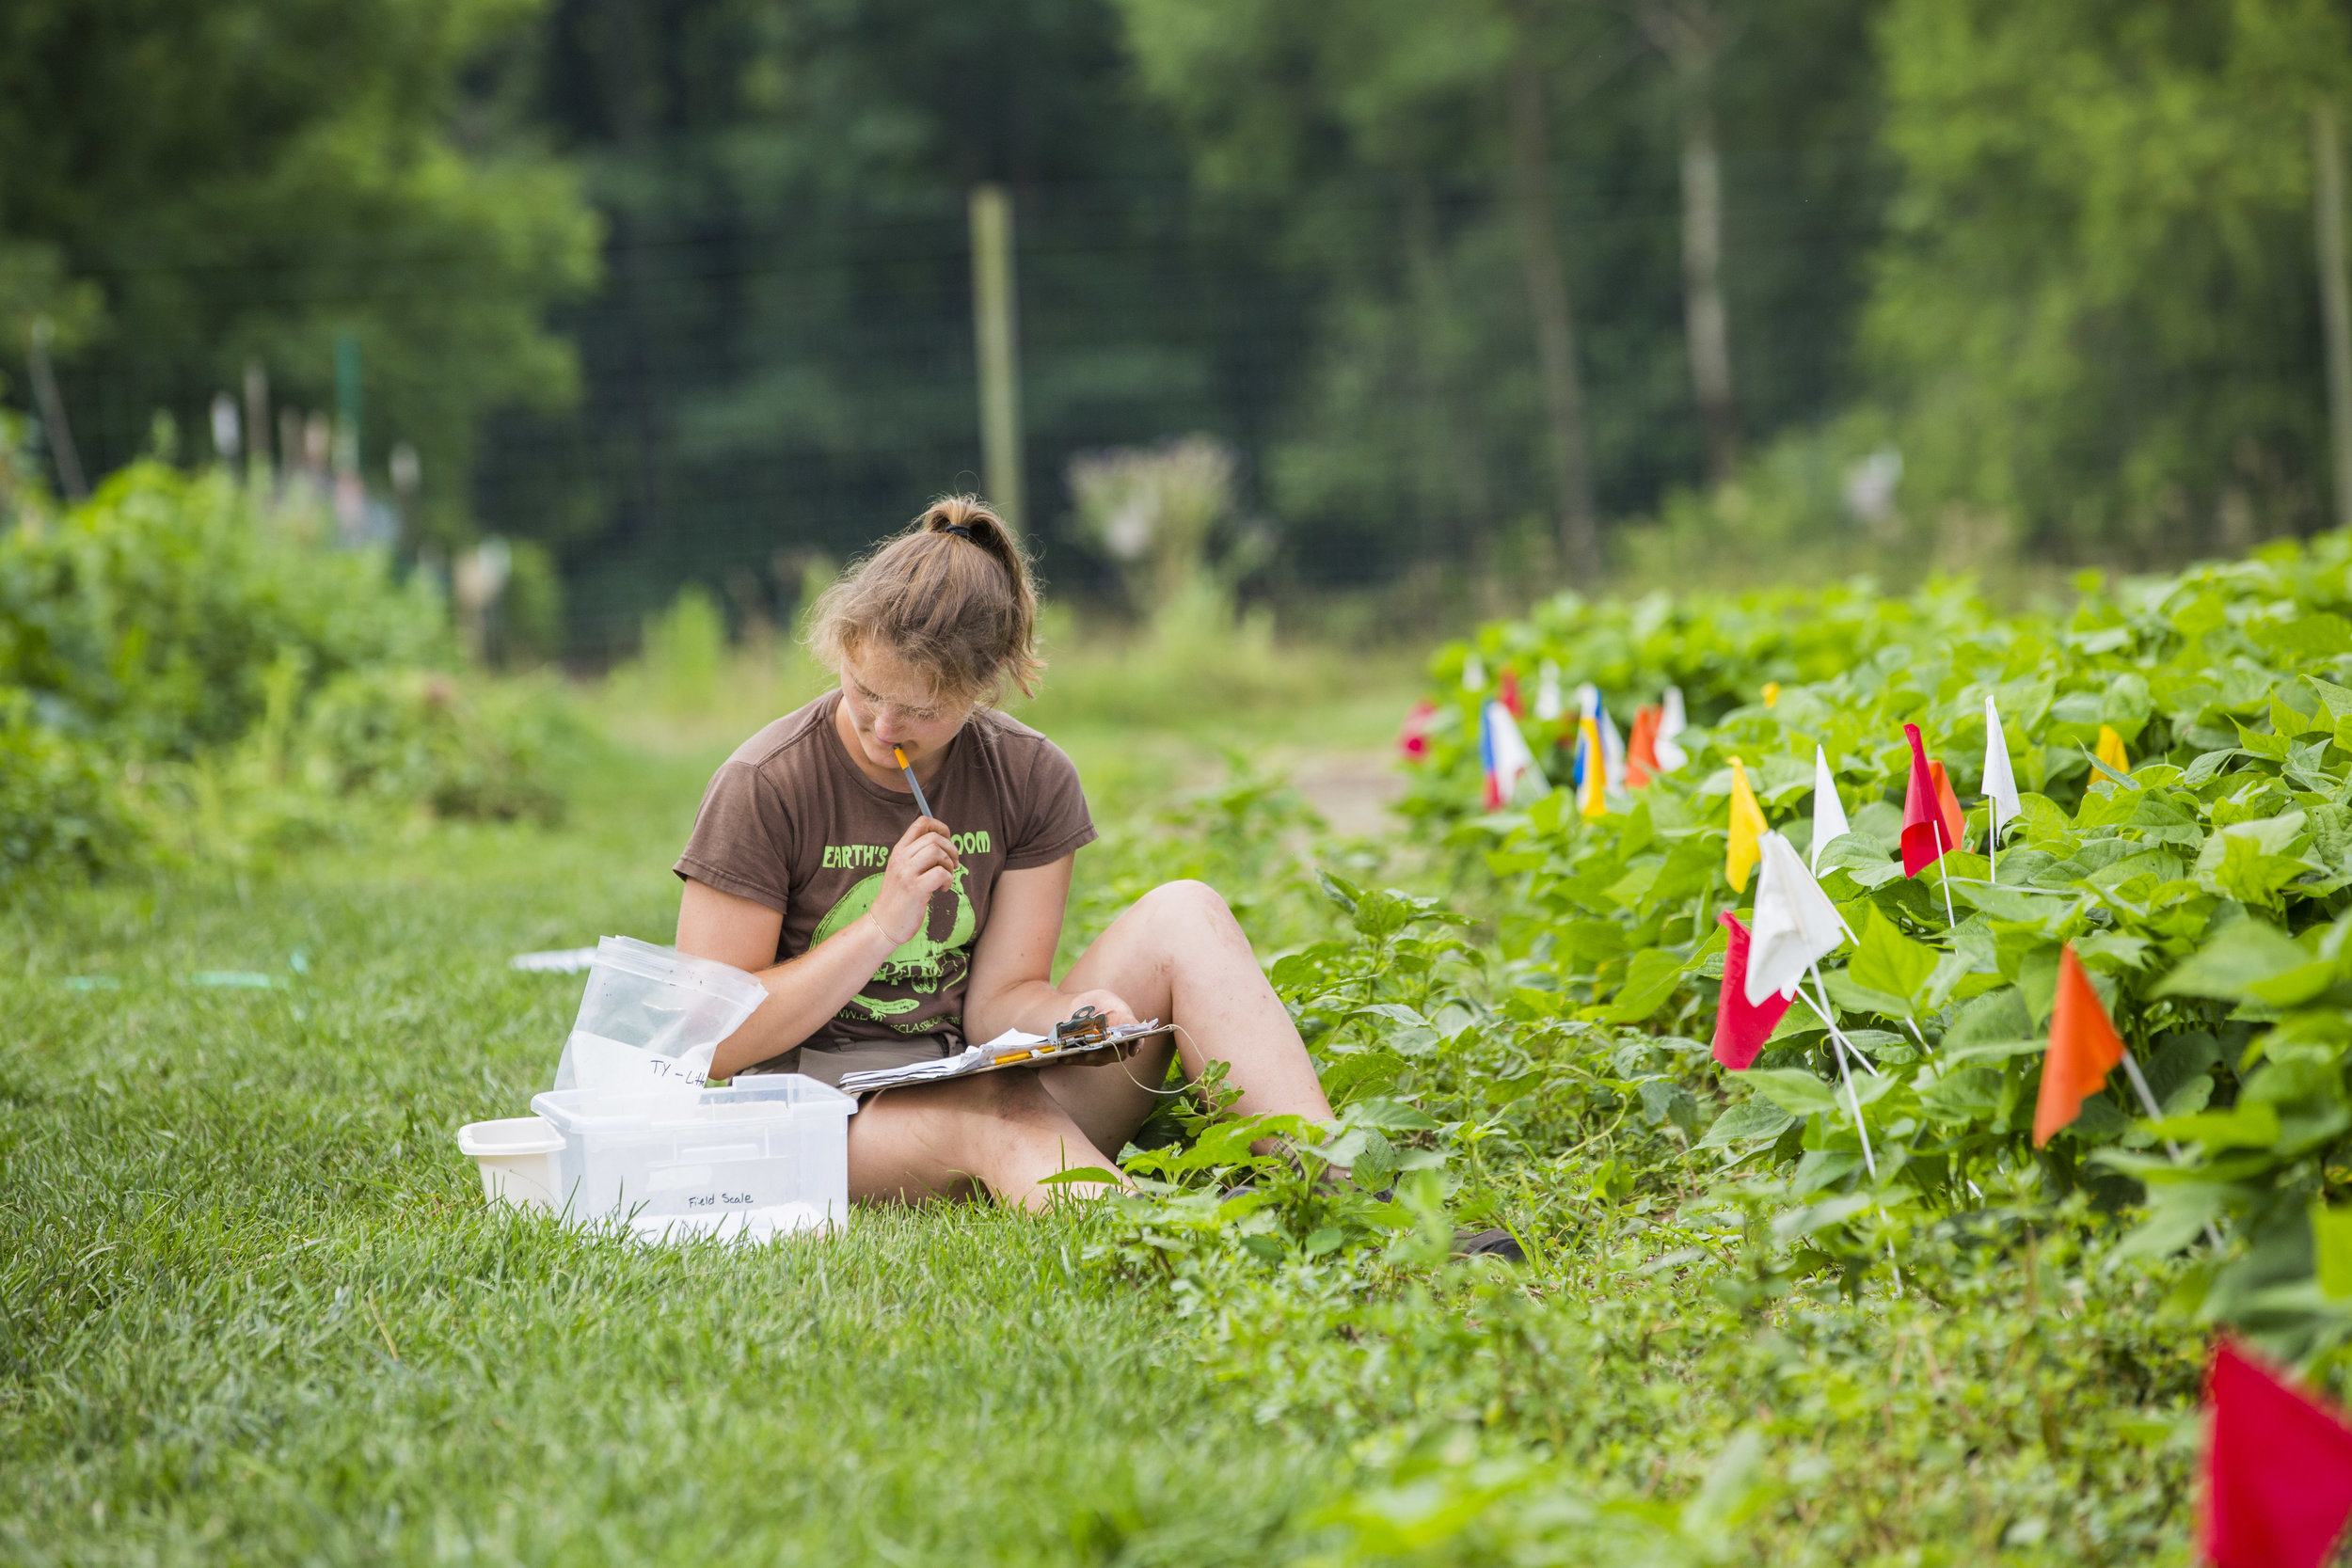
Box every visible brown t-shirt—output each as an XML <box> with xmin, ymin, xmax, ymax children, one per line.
<box><xmin>673</xmin><ymin>691</ymin><xmax>1096</xmax><ymax>1082</ymax></box>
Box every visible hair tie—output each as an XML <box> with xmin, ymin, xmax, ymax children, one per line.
<box><xmin>940</xmin><ymin>522</ymin><xmax>974</xmax><ymax>541</ymax></box>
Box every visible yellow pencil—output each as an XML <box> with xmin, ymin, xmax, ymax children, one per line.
<box><xmin>892</xmin><ymin>745</ymin><xmax>934</xmax><ymax>820</ymax></box>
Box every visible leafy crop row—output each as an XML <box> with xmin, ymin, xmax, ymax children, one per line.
<box><xmin>1396</xmin><ymin>537</ymin><xmax>2352</xmax><ymax>1367</ymax></box>
<box><xmin>1050</xmin><ymin>546</ymin><xmax>2352</xmax><ymax>1560</ymax></box>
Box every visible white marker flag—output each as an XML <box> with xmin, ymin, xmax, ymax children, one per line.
<box><xmin>1811</xmin><ymin>745</ymin><xmax>1851</xmax><ymax>873</ymax></box>
<box><xmin>1983</xmin><ymin>694</ymin><xmax>2021</xmax><ymax>832</ymax></box>
<box><xmin>1654</xmin><ymin>685</ymin><xmax>1689</xmax><ymax>771</ymax></box>
<box><xmin>1483</xmin><ymin>700</ymin><xmax>1543</xmax><ymax>803</ymax></box>
<box><xmin>1534</xmin><ymin>659</ymin><xmax>1565</xmax><ymax>721</ymax></box>
<box><xmin>1746</xmin><ymin>832</ymin><xmax>1851</xmax><ymax>1006</ymax></box>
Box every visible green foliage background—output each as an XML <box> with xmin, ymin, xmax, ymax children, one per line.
<box><xmin>0</xmin><ymin>0</ymin><xmax>598</xmax><ymax>539</ymax></box>
<box><xmin>16</xmin><ymin>0</ymin><xmax>2351</xmax><ymax>645</ymax></box>
<box><xmin>0</xmin><ymin>467</ymin><xmax>582</xmax><ymax>892</ymax></box>
<box><xmin>1867</xmin><ymin>0</ymin><xmax>2352</xmax><ymax>557</ymax></box>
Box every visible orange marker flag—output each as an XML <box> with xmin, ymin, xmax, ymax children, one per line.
<box><xmin>2033</xmin><ymin>943</ymin><xmax>2127</xmax><ymax>1147</ymax></box>
<box><xmin>1627</xmin><ymin>706</ymin><xmax>1661</xmax><ymax>788</ymax></box>
<box><xmin>1928</xmin><ymin>760</ymin><xmax>1969</xmax><ymax>855</ymax></box>
<box><xmin>1726</xmin><ymin>757</ymin><xmax>1766</xmax><ymax>894</ymax></box>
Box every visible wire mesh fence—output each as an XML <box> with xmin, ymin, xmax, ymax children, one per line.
<box><xmin>25</xmin><ymin>135</ymin><xmax>2340</xmax><ymax>657</ymax></box>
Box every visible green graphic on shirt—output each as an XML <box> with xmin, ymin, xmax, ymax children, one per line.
<box><xmin>812</xmin><ymin>863</ymin><xmax>977</xmax><ymax>1019</ymax></box>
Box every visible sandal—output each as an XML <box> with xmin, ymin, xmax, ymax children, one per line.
<box><xmin>1451</xmin><ymin>1227</ymin><xmax>1526</xmax><ymax>1261</ymax></box>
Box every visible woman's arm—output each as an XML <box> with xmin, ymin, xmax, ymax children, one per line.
<box><xmin>961</xmin><ymin>855</ymin><xmax>1136</xmax><ymax>1044</ymax></box>
<box><xmin>679</xmin><ymin>814</ymin><xmax>961</xmax><ymax>1079</ymax></box>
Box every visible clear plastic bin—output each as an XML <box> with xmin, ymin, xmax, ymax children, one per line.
<box><xmin>528</xmin><ymin>1074</ymin><xmax>855</xmax><ymax>1238</ymax></box>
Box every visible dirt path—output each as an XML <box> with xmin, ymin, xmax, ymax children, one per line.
<box><xmin>1262</xmin><ymin>747</ymin><xmax>1407</xmax><ymax>838</ymax></box>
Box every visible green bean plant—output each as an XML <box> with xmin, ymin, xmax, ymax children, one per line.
<box><xmin>1401</xmin><ymin>535</ymin><xmax>2352</xmax><ymax>1369</ymax></box>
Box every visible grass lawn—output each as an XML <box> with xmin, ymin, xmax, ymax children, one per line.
<box><xmin>0</xmin><ymin>665</ymin><xmax>1417</xmax><ymax>1566</ymax></box>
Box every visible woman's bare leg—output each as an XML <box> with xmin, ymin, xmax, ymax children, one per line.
<box><xmin>1038</xmin><ymin>879</ymin><xmax>1332</xmax><ymax>1157</ymax></box>
<box><xmin>848</xmin><ymin>1069</ymin><xmax>1122</xmax><ymax>1212</ymax></box>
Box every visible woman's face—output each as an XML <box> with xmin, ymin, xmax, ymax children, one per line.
<box><xmin>837</xmin><ymin>647</ymin><xmax>972</xmax><ymax>771</ymax></box>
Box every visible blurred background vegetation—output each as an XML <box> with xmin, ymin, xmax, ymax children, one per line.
<box><xmin>5</xmin><ymin>0</ymin><xmax>2351</xmax><ymax>657</ymax></box>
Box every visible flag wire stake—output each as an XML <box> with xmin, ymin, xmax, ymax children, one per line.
<box><xmin>1793</xmin><ymin>972</ymin><xmax>1882</xmax><ymax>1077</ymax></box>
<box><xmin>1798</xmin><ymin>959</ymin><xmax>1899</xmax><ymax>1284</ymax></box>
<box><xmin>2118</xmin><ymin>1047</ymin><xmax>2229</xmax><ymax>1254</ymax></box>
<box><xmin>1931</xmin><ymin>818</ymin><xmax>1959</xmax><ymax>930</ymax></box>
<box><xmin>1786</xmin><ymin>951</ymin><xmax>1901</xmax><ymax>1293</ymax></box>
<box><xmin>1826</xmin><ymin>1022</ymin><xmax>1878</xmax><ymax>1181</ymax></box>
<box><xmin>1810</xmin><ymin>961</ymin><xmax>1883</xmax><ymax>1075</ymax></box>
<box><xmin>2117</xmin><ymin>1049</ymin><xmax>2168</xmax><ymax>1129</ymax></box>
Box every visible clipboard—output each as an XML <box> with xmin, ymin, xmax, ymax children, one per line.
<box><xmin>837</xmin><ymin>1006</ymin><xmax>1170</xmax><ymax>1095</ymax></box>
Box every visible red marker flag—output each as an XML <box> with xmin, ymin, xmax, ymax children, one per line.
<box><xmin>1398</xmin><ymin>699</ymin><xmax>1437</xmax><ymax>763</ymax></box>
<box><xmin>2032</xmin><ymin>943</ymin><xmax>2126</xmax><ymax>1147</ymax></box>
<box><xmin>2202</xmin><ymin>1338</ymin><xmax>2352</xmax><ymax>1568</ymax></box>
<box><xmin>1498</xmin><ymin>667</ymin><xmax>1522</xmax><ymax>719</ymax></box>
<box><xmin>1712</xmin><ymin>911</ymin><xmax>1791</xmax><ymax>1071</ymax></box>
<box><xmin>1900</xmin><ymin>723</ymin><xmax>1947</xmax><ymax>876</ymax></box>
<box><xmin>1627</xmin><ymin>706</ymin><xmax>1661</xmax><ymax>788</ymax></box>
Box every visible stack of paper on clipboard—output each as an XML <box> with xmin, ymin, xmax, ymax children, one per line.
<box><xmin>838</xmin><ymin>1021</ymin><xmax>1170</xmax><ymax>1094</ymax></box>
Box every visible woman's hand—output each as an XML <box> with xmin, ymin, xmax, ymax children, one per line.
<box><xmin>869</xmin><ymin>815</ymin><xmax>959</xmax><ymax>945</ymax></box>
<box><xmin>1057</xmin><ymin>988</ymin><xmax>1143</xmax><ymax>1063</ymax></box>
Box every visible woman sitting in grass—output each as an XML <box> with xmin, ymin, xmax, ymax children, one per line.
<box><xmin>672</xmin><ymin>496</ymin><xmax>1333</xmax><ymax>1210</ymax></box>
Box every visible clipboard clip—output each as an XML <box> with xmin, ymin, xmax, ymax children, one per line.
<box><xmin>1054</xmin><ymin>1004</ymin><xmax>1113</xmax><ymax>1049</ymax></box>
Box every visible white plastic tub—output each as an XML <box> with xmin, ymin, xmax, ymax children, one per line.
<box><xmin>526</xmin><ymin>1073</ymin><xmax>855</xmax><ymax>1240</ymax></box>
<box><xmin>456</xmin><ymin>1116</ymin><xmax>567</xmax><ymax>1210</ymax></box>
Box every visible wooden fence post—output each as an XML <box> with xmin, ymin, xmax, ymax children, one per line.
<box><xmin>2314</xmin><ymin>102</ymin><xmax>2352</xmax><ymax>531</ymax></box>
<box><xmin>969</xmin><ymin>183</ymin><xmax>1025</xmax><ymax>535</ymax></box>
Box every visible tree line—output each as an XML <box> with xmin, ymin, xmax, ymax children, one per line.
<box><xmin>3</xmin><ymin>0</ymin><xmax>2347</xmax><ymax>649</ymax></box>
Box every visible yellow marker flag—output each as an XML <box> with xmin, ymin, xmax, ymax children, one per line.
<box><xmin>2095</xmin><ymin>725</ymin><xmax>2130</xmax><ymax>775</ymax></box>
<box><xmin>1762</xmin><ymin>682</ymin><xmax>1780</xmax><ymax>707</ymax></box>
<box><xmin>1726</xmin><ymin>756</ymin><xmax>1766</xmax><ymax>894</ymax></box>
<box><xmin>1579</xmin><ymin>718</ymin><xmax>1606</xmax><ymax>819</ymax></box>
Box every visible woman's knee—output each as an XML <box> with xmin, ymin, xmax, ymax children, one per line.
<box><xmin>1137</xmin><ymin>878</ymin><xmax>1235</xmax><ymax>930</ymax></box>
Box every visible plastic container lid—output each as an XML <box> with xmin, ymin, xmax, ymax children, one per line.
<box><xmin>530</xmin><ymin>1073</ymin><xmax>853</xmax><ymax>1134</ymax></box>
<box><xmin>456</xmin><ymin>1116</ymin><xmax>566</xmax><ymax>1157</ymax></box>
